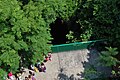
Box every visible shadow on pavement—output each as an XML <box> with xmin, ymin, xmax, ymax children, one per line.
<box><xmin>57</xmin><ymin>68</ymin><xmax>82</xmax><ymax>80</ymax></box>
<box><xmin>57</xmin><ymin>72</ymin><xmax>82</xmax><ymax>80</ymax></box>
<box><xmin>80</xmin><ymin>49</ymin><xmax>111</xmax><ymax>80</ymax></box>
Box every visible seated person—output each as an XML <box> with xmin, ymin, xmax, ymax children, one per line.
<box><xmin>41</xmin><ymin>63</ymin><xmax>46</xmax><ymax>72</ymax></box>
<box><xmin>44</xmin><ymin>55</ymin><xmax>49</xmax><ymax>62</ymax></box>
<box><xmin>48</xmin><ymin>53</ymin><xmax>52</xmax><ymax>61</ymax></box>
<box><xmin>30</xmin><ymin>64</ymin><xmax>34</xmax><ymax>71</ymax></box>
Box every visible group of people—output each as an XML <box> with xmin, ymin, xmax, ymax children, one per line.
<box><xmin>6</xmin><ymin>53</ymin><xmax>52</xmax><ymax>80</ymax></box>
<box><xmin>24</xmin><ymin>71</ymin><xmax>36</xmax><ymax>80</ymax></box>
<box><xmin>30</xmin><ymin>53</ymin><xmax>52</xmax><ymax>73</ymax></box>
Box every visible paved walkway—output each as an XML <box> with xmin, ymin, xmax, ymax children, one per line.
<box><xmin>21</xmin><ymin>49</ymin><xmax>111</xmax><ymax>80</ymax></box>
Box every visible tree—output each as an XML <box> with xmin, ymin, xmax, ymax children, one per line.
<box><xmin>98</xmin><ymin>47</ymin><xmax>120</xmax><ymax>79</ymax></box>
<box><xmin>1</xmin><ymin>0</ymin><xmax>120</xmax><ymax>79</ymax></box>
<box><xmin>0</xmin><ymin>0</ymin><xmax>52</xmax><ymax>78</ymax></box>
<box><xmin>91</xmin><ymin>0</ymin><xmax>120</xmax><ymax>47</ymax></box>
<box><xmin>0</xmin><ymin>69</ymin><xmax>7</xmax><ymax>80</ymax></box>
<box><xmin>65</xmin><ymin>0</ymin><xmax>120</xmax><ymax>48</ymax></box>
<box><xmin>22</xmin><ymin>1</ymin><xmax>53</xmax><ymax>64</ymax></box>
<box><xmin>99</xmin><ymin>47</ymin><xmax>119</xmax><ymax>67</ymax></box>
<box><xmin>0</xmin><ymin>0</ymin><xmax>22</xmax><ymax>74</ymax></box>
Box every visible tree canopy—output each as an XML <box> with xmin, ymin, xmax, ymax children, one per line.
<box><xmin>1</xmin><ymin>0</ymin><xmax>120</xmax><ymax>79</ymax></box>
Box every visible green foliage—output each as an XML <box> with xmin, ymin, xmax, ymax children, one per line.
<box><xmin>0</xmin><ymin>0</ymin><xmax>82</xmax><ymax>77</ymax></box>
<box><xmin>1</xmin><ymin>0</ymin><xmax>120</xmax><ymax>79</ymax></box>
<box><xmin>0</xmin><ymin>0</ymin><xmax>79</xmax><ymax>77</ymax></box>
<box><xmin>0</xmin><ymin>49</ymin><xmax>20</xmax><ymax>73</ymax></box>
<box><xmin>65</xmin><ymin>0</ymin><xmax>95</xmax><ymax>42</ymax></box>
<box><xmin>111</xmin><ymin>70</ymin><xmax>116</xmax><ymax>76</ymax></box>
<box><xmin>0</xmin><ymin>0</ymin><xmax>53</xmax><ymax>77</ymax></box>
<box><xmin>91</xmin><ymin>0</ymin><xmax>120</xmax><ymax>42</ymax></box>
<box><xmin>66</xmin><ymin>31</ymin><xmax>77</xmax><ymax>43</ymax></box>
<box><xmin>55</xmin><ymin>0</ymin><xmax>77</xmax><ymax>20</ymax></box>
<box><xmin>77</xmin><ymin>0</ymin><xmax>98</xmax><ymax>40</ymax></box>
<box><xmin>0</xmin><ymin>0</ymin><xmax>22</xmax><ymax>75</ymax></box>
<box><xmin>99</xmin><ymin>47</ymin><xmax>120</xmax><ymax>67</ymax></box>
<box><xmin>0</xmin><ymin>69</ymin><xmax>7</xmax><ymax>80</ymax></box>
<box><xmin>66</xmin><ymin>0</ymin><xmax>120</xmax><ymax>48</ymax></box>
<box><xmin>23</xmin><ymin>1</ymin><xmax>52</xmax><ymax>64</ymax></box>
<box><xmin>80</xmin><ymin>27</ymin><xmax>92</xmax><ymax>41</ymax></box>
<box><xmin>84</xmin><ymin>64</ymin><xmax>97</xmax><ymax>80</ymax></box>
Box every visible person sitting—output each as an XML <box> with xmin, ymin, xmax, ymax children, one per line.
<box><xmin>20</xmin><ymin>67</ymin><xmax>26</xmax><ymax>74</ymax></box>
<box><xmin>41</xmin><ymin>62</ymin><xmax>46</xmax><ymax>72</ymax></box>
<box><xmin>28</xmin><ymin>75</ymin><xmax>32</xmax><ymax>80</ymax></box>
<box><xmin>34</xmin><ymin>66</ymin><xmax>39</xmax><ymax>72</ymax></box>
<box><xmin>44</xmin><ymin>55</ymin><xmax>49</xmax><ymax>62</ymax></box>
<box><xmin>25</xmin><ymin>76</ymin><xmax>29</xmax><ymax>80</ymax></box>
<box><xmin>48</xmin><ymin>53</ymin><xmax>52</xmax><ymax>61</ymax></box>
<box><xmin>30</xmin><ymin>64</ymin><xmax>34</xmax><ymax>71</ymax></box>
<box><xmin>36</xmin><ymin>60</ymin><xmax>40</xmax><ymax>68</ymax></box>
<box><xmin>15</xmin><ymin>73</ymin><xmax>22</xmax><ymax>80</ymax></box>
<box><xmin>31</xmin><ymin>73</ymin><xmax>36</xmax><ymax>80</ymax></box>
<box><xmin>37</xmin><ymin>64</ymin><xmax>42</xmax><ymax>72</ymax></box>
<box><xmin>8</xmin><ymin>72</ymin><xmax>14</xmax><ymax>80</ymax></box>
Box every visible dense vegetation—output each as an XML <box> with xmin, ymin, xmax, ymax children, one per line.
<box><xmin>0</xmin><ymin>0</ymin><xmax>120</xmax><ymax>79</ymax></box>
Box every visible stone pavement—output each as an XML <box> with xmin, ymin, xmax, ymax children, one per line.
<box><xmin>21</xmin><ymin>49</ymin><xmax>111</xmax><ymax>80</ymax></box>
<box><xmin>34</xmin><ymin>49</ymin><xmax>89</xmax><ymax>80</ymax></box>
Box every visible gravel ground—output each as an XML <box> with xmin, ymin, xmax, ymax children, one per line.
<box><xmin>21</xmin><ymin>49</ymin><xmax>111</xmax><ymax>80</ymax></box>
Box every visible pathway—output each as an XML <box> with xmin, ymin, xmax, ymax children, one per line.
<box><xmin>22</xmin><ymin>49</ymin><xmax>111</xmax><ymax>80</ymax></box>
